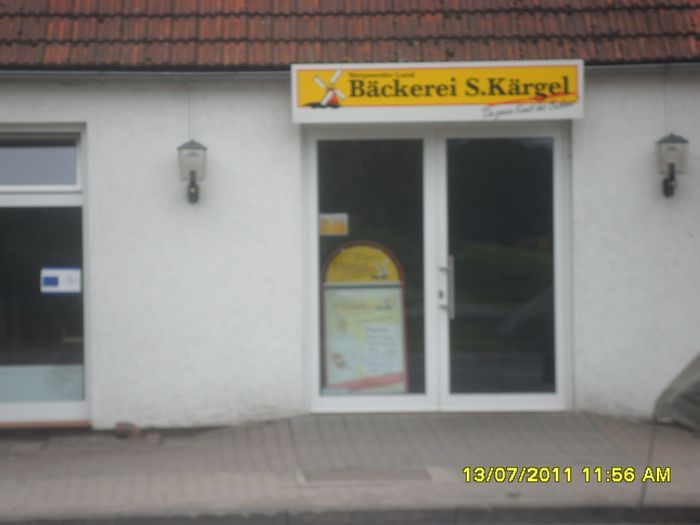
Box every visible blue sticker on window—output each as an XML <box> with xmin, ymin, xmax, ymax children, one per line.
<box><xmin>42</xmin><ymin>276</ymin><xmax>59</xmax><ymax>287</ymax></box>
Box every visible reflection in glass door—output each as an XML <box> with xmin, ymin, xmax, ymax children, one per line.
<box><xmin>446</xmin><ymin>138</ymin><xmax>555</xmax><ymax>394</ymax></box>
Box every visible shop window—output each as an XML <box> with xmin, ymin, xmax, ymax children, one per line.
<box><xmin>0</xmin><ymin>137</ymin><xmax>84</xmax><ymax>403</ymax></box>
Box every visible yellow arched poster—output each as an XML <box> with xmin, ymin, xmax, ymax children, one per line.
<box><xmin>322</xmin><ymin>243</ymin><xmax>408</xmax><ymax>394</ymax></box>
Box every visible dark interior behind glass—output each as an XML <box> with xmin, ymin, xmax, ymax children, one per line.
<box><xmin>0</xmin><ymin>207</ymin><xmax>83</xmax><ymax>367</ymax></box>
<box><xmin>448</xmin><ymin>138</ymin><xmax>555</xmax><ymax>393</ymax></box>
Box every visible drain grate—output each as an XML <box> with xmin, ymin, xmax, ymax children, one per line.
<box><xmin>302</xmin><ymin>467</ymin><xmax>430</xmax><ymax>483</ymax></box>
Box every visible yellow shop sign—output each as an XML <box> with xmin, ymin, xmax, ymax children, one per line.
<box><xmin>292</xmin><ymin>60</ymin><xmax>583</xmax><ymax>124</ymax></box>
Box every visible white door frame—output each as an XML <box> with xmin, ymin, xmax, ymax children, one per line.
<box><xmin>304</xmin><ymin>123</ymin><xmax>572</xmax><ymax>413</ymax></box>
<box><xmin>304</xmin><ymin>126</ymin><xmax>439</xmax><ymax>413</ymax></box>
<box><xmin>434</xmin><ymin>125</ymin><xmax>572</xmax><ymax>411</ymax></box>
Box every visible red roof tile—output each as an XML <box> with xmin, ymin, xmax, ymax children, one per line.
<box><xmin>0</xmin><ymin>0</ymin><xmax>697</xmax><ymax>69</ymax></box>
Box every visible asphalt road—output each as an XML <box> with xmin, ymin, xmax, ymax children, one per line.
<box><xmin>3</xmin><ymin>507</ymin><xmax>700</xmax><ymax>525</ymax></box>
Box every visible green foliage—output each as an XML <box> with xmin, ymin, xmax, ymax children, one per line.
<box><xmin>453</xmin><ymin>242</ymin><xmax>552</xmax><ymax>303</ymax></box>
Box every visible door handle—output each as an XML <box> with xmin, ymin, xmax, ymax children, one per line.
<box><xmin>439</xmin><ymin>255</ymin><xmax>455</xmax><ymax>320</ymax></box>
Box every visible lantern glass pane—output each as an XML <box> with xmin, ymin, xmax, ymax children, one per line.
<box><xmin>179</xmin><ymin>149</ymin><xmax>206</xmax><ymax>180</ymax></box>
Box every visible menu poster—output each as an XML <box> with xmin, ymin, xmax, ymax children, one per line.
<box><xmin>322</xmin><ymin>243</ymin><xmax>408</xmax><ymax>394</ymax></box>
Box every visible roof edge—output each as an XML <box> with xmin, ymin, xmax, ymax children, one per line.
<box><xmin>0</xmin><ymin>62</ymin><xmax>699</xmax><ymax>81</ymax></box>
<box><xmin>0</xmin><ymin>68</ymin><xmax>291</xmax><ymax>81</ymax></box>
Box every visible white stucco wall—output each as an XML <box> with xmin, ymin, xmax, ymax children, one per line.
<box><xmin>1</xmin><ymin>66</ymin><xmax>698</xmax><ymax>427</ymax></box>
<box><xmin>572</xmin><ymin>68</ymin><xmax>700</xmax><ymax>418</ymax></box>
<box><xmin>0</xmin><ymin>76</ymin><xmax>304</xmax><ymax>428</ymax></box>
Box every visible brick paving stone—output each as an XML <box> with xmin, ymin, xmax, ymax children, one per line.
<box><xmin>0</xmin><ymin>413</ymin><xmax>698</xmax><ymax>521</ymax></box>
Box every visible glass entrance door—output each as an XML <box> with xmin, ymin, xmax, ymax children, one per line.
<box><xmin>310</xmin><ymin>129</ymin><xmax>569</xmax><ymax>412</ymax></box>
<box><xmin>438</xmin><ymin>132</ymin><xmax>566</xmax><ymax>410</ymax></box>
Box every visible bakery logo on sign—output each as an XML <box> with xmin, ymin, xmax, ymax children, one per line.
<box><xmin>307</xmin><ymin>70</ymin><xmax>346</xmax><ymax>108</ymax></box>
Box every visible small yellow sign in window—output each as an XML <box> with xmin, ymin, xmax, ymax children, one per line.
<box><xmin>319</xmin><ymin>213</ymin><xmax>349</xmax><ymax>237</ymax></box>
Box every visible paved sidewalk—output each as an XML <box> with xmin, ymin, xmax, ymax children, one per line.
<box><xmin>0</xmin><ymin>413</ymin><xmax>699</xmax><ymax>522</ymax></box>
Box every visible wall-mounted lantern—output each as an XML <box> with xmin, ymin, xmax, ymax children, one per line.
<box><xmin>657</xmin><ymin>133</ymin><xmax>689</xmax><ymax>198</ymax></box>
<box><xmin>178</xmin><ymin>140</ymin><xmax>207</xmax><ymax>204</ymax></box>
